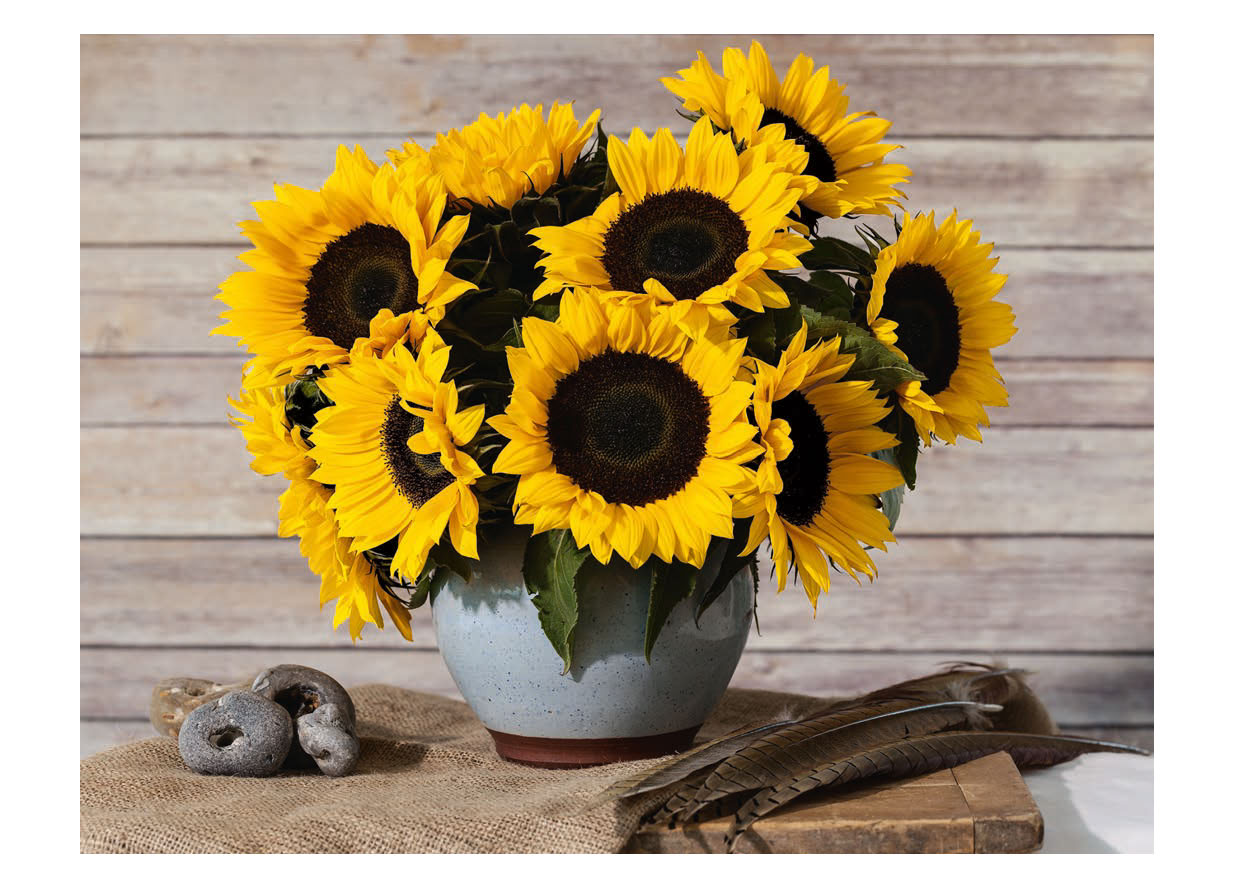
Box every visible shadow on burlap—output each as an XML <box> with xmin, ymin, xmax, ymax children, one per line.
<box><xmin>81</xmin><ymin>684</ymin><xmax>831</xmax><ymax>853</ymax></box>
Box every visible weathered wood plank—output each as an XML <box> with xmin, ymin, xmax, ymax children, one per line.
<box><xmin>80</xmin><ymin>137</ymin><xmax>1152</xmax><ymax>247</ymax></box>
<box><xmin>80</xmin><ymin>718</ymin><xmax>1151</xmax><ymax>760</ymax></box>
<box><xmin>630</xmin><ymin>753</ymin><xmax>1038</xmax><ymax>854</ymax></box>
<box><xmin>80</xmin><ymin>355</ymin><xmax>1153</xmax><ymax>429</ymax></box>
<box><xmin>80</xmin><ymin>247</ymin><xmax>1154</xmax><ymax>360</ymax></box>
<box><xmin>81</xmin><ymin>720</ymin><xmax>158</xmax><ymax>759</ymax></box>
<box><xmin>79</xmin><ymin>426</ymin><xmax>1153</xmax><ymax>537</ymax></box>
<box><xmin>79</xmin><ymin>536</ymin><xmax>1152</xmax><ymax>652</ymax></box>
<box><xmin>81</xmin><ymin>35</ymin><xmax>1152</xmax><ymax>137</ymax></box>
<box><xmin>78</xmin><ymin>647</ymin><xmax>1152</xmax><ymax>726</ymax></box>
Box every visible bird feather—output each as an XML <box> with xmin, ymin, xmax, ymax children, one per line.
<box><xmin>589</xmin><ymin>718</ymin><xmax>797</xmax><ymax>806</ymax></box>
<box><xmin>675</xmin><ymin>699</ymin><xmax>1000</xmax><ymax>823</ymax></box>
<box><xmin>723</xmin><ymin>731</ymin><xmax>1150</xmax><ymax>851</ymax></box>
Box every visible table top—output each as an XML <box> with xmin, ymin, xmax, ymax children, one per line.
<box><xmin>1024</xmin><ymin>754</ymin><xmax>1154</xmax><ymax>853</ymax></box>
<box><xmin>627</xmin><ymin>750</ymin><xmax>1155</xmax><ymax>853</ymax></box>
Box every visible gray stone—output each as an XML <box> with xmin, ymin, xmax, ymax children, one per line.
<box><xmin>251</xmin><ymin>665</ymin><xmax>356</xmax><ymax>768</ymax></box>
<box><xmin>177</xmin><ymin>690</ymin><xmax>293</xmax><ymax>777</ymax></box>
<box><xmin>296</xmin><ymin>703</ymin><xmax>360</xmax><ymax>777</ymax></box>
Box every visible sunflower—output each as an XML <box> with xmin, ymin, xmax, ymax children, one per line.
<box><xmin>734</xmin><ymin>325</ymin><xmax>905</xmax><ymax>611</ymax></box>
<box><xmin>865</xmin><ymin>211</ymin><xmax>1016</xmax><ymax>445</ymax></box>
<box><xmin>488</xmin><ymin>289</ymin><xmax>763</xmax><ymax>568</ymax></box>
<box><xmin>529</xmin><ymin>116</ymin><xmax>812</xmax><ymax>333</ymax></box>
<box><xmin>662</xmin><ymin>41</ymin><xmax>910</xmax><ymax>221</ymax></box>
<box><xmin>215</xmin><ymin>145</ymin><xmax>475</xmax><ymax>388</ymax></box>
<box><xmin>390</xmin><ymin>102</ymin><xmax>601</xmax><ymax>210</ymax></box>
<box><xmin>228</xmin><ymin>384</ymin><xmax>411</xmax><ymax>640</ymax></box>
<box><xmin>309</xmin><ymin>328</ymin><xmax>485</xmax><ymax>584</ymax></box>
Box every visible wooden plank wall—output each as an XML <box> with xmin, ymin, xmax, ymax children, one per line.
<box><xmin>79</xmin><ymin>35</ymin><xmax>1154</xmax><ymax>757</ymax></box>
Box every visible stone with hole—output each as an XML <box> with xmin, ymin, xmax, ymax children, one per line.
<box><xmin>297</xmin><ymin>702</ymin><xmax>360</xmax><ymax>777</ymax></box>
<box><xmin>251</xmin><ymin>665</ymin><xmax>356</xmax><ymax>768</ymax></box>
<box><xmin>177</xmin><ymin>690</ymin><xmax>293</xmax><ymax>777</ymax></box>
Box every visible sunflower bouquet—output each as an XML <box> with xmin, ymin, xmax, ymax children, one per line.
<box><xmin>217</xmin><ymin>41</ymin><xmax>1016</xmax><ymax>665</ymax></box>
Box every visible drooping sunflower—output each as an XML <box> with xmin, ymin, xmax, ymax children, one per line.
<box><xmin>390</xmin><ymin>102</ymin><xmax>601</xmax><ymax>210</ymax></box>
<box><xmin>865</xmin><ymin>211</ymin><xmax>1016</xmax><ymax>445</ymax></box>
<box><xmin>309</xmin><ymin>328</ymin><xmax>485</xmax><ymax>583</ymax></box>
<box><xmin>662</xmin><ymin>41</ymin><xmax>910</xmax><ymax>221</ymax></box>
<box><xmin>529</xmin><ymin>116</ymin><xmax>812</xmax><ymax>333</ymax></box>
<box><xmin>489</xmin><ymin>289</ymin><xmax>763</xmax><ymax>568</ymax></box>
<box><xmin>734</xmin><ymin>325</ymin><xmax>905</xmax><ymax>611</ymax></box>
<box><xmin>228</xmin><ymin>384</ymin><xmax>412</xmax><ymax>640</ymax></box>
<box><xmin>215</xmin><ymin>145</ymin><xmax>475</xmax><ymax>388</ymax></box>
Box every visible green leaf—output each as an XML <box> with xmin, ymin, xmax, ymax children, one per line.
<box><xmin>737</xmin><ymin>310</ymin><xmax>777</xmax><ymax>363</ymax></box>
<box><xmin>800</xmin><ymin>236</ymin><xmax>875</xmax><ymax>274</ymax></box>
<box><xmin>522</xmin><ymin>530</ymin><xmax>590</xmax><ymax>673</ymax></box>
<box><xmin>873</xmin><ymin>447</ymin><xmax>904</xmax><ymax>531</ymax></box>
<box><xmin>805</xmin><ymin>318</ymin><xmax>926</xmax><ymax>395</ymax></box>
<box><xmin>430</xmin><ymin>542</ymin><xmax>474</xmax><ymax>583</ymax></box>
<box><xmin>511</xmin><ymin>195</ymin><xmax>563</xmax><ymax>230</ymax></box>
<box><xmin>439</xmin><ymin>288</ymin><xmax>528</xmax><ymax>348</ymax></box>
<box><xmin>695</xmin><ymin>522</ymin><xmax>755</xmax><ymax>625</ymax></box>
<box><xmin>771</xmin><ymin>301</ymin><xmax>804</xmax><ymax>351</ymax></box>
<box><xmin>892</xmin><ymin>407</ymin><xmax>920</xmax><ymax>490</ymax></box>
<box><xmin>489</xmin><ymin>221</ymin><xmax>526</xmax><ymax>263</ymax></box>
<box><xmin>645</xmin><ymin>559</ymin><xmax>699</xmax><ymax>662</ymax></box>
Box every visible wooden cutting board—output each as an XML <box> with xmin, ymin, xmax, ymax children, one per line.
<box><xmin>626</xmin><ymin>751</ymin><xmax>1043</xmax><ymax>853</ymax></box>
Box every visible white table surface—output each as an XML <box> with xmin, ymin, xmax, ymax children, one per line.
<box><xmin>1022</xmin><ymin>755</ymin><xmax>1154</xmax><ymax>853</ymax></box>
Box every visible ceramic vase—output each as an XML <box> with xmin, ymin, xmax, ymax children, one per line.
<box><xmin>431</xmin><ymin>530</ymin><xmax>753</xmax><ymax>767</ymax></box>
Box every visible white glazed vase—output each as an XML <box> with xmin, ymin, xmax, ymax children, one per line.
<box><xmin>430</xmin><ymin>529</ymin><xmax>753</xmax><ymax>766</ymax></box>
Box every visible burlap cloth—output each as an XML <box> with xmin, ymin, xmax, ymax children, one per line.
<box><xmin>81</xmin><ymin>684</ymin><xmax>833</xmax><ymax>853</ymax></box>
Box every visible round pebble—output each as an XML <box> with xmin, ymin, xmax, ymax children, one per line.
<box><xmin>251</xmin><ymin>665</ymin><xmax>356</xmax><ymax>768</ymax></box>
<box><xmin>297</xmin><ymin>702</ymin><xmax>360</xmax><ymax>777</ymax></box>
<box><xmin>177</xmin><ymin>690</ymin><xmax>293</xmax><ymax>777</ymax></box>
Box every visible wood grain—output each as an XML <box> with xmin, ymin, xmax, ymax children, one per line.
<box><xmin>77</xmin><ymin>34</ymin><xmax>1154</xmax><ymax>761</ymax></box>
<box><xmin>80</xmin><ymin>536</ymin><xmax>1152</xmax><ymax>652</ymax></box>
<box><xmin>79</xmin><ymin>426</ymin><xmax>1153</xmax><ymax>537</ymax></box>
<box><xmin>79</xmin><ymin>355</ymin><xmax>1152</xmax><ymax>429</ymax></box>
<box><xmin>81</xmin><ymin>35</ymin><xmax>1152</xmax><ymax>138</ymax></box>
<box><xmin>80</xmin><ymin>137</ymin><xmax>1151</xmax><ymax>247</ymax></box>
<box><xmin>628</xmin><ymin>752</ymin><xmax>1041</xmax><ymax>853</ymax></box>
<box><xmin>79</xmin><ymin>647</ymin><xmax>1152</xmax><ymax>725</ymax></box>
<box><xmin>80</xmin><ymin>247</ymin><xmax>1153</xmax><ymax>360</ymax></box>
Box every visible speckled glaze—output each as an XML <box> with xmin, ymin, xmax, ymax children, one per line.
<box><xmin>430</xmin><ymin>531</ymin><xmax>753</xmax><ymax>745</ymax></box>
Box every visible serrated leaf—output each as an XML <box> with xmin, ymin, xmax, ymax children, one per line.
<box><xmin>439</xmin><ymin>288</ymin><xmax>528</xmax><ymax>349</ymax></box>
<box><xmin>695</xmin><ymin>523</ymin><xmax>754</xmax><ymax>624</ymax></box>
<box><xmin>799</xmin><ymin>236</ymin><xmax>875</xmax><ymax>274</ymax></box>
<box><xmin>807</xmin><ymin>318</ymin><xmax>925</xmax><ymax>395</ymax></box>
<box><xmin>645</xmin><ymin>559</ymin><xmax>698</xmax><ymax>662</ymax></box>
<box><xmin>430</xmin><ymin>542</ymin><xmax>474</xmax><ymax>582</ymax></box>
<box><xmin>774</xmin><ymin>271</ymin><xmax>856</xmax><ymax>325</ymax></box>
<box><xmin>522</xmin><ymin>530</ymin><xmax>590</xmax><ymax>673</ymax></box>
<box><xmin>737</xmin><ymin>310</ymin><xmax>777</xmax><ymax>363</ymax></box>
<box><xmin>873</xmin><ymin>447</ymin><xmax>904</xmax><ymax>530</ymax></box>
<box><xmin>511</xmin><ymin>194</ymin><xmax>563</xmax><ymax>230</ymax></box>
<box><xmin>892</xmin><ymin>407</ymin><xmax>920</xmax><ymax>490</ymax></box>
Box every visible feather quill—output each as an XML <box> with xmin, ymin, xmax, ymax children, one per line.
<box><xmin>674</xmin><ymin>699</ymin><xmax>1000</xmax><ymax>823</ymax></box>
<box><xmin>723</xmin><ymin>731</ymin><xmax>1150</xmax><ymax>851</ymax></box>
<box><xmin>589</xmin><ymin>718</ymin><xmax>797</xmax><ymax>807</ymax></box>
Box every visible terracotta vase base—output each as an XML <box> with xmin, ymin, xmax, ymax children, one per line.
<box><xmin>487</xmin><ymin>725</ymin><xmax>701</xmax><ymax>768</ymax></box>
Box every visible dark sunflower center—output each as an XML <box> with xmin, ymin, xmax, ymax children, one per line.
<box><xmin>601</xmin><ymin>188</ymin><xmax>748</xmax><ymax>300</ymax></box>
<box><xmin>760</xmin><ymin>108</ymin><xmax>837</xmax><ymax>184</ymax></box>
<box><xmin>303</xmin><ymin>223</ymin><xmax>419</xmax><ymax>349</ymax></box>
<box><xmin>773</xmin><ymin>391</ymin><xmax>830</xmax><ymax>527</ymax></box>
<box><xmin>882</xmin><ymin>263</ymin><xmax>961</xmax><ymax>396</ymax></box>
<box><xmin>379</xmin><ymin>396</ymin><xmax>453</xmax><ymax>507</ymax></box>
<box><xmin>545</xmin><ymin>350</ymin><xmax>710</xmax><ymax>506</ymax></box>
